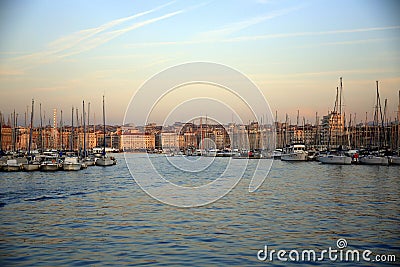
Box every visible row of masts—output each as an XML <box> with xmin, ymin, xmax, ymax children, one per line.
<box><xmin>277</xmin><ymin>79</ymin><xmax>399</xmax><ymax>153</ymax></box>
<box><xmin>0</xmin><ymin>99</ymin><xmax>103</xmax><ymax>154</ymax></box>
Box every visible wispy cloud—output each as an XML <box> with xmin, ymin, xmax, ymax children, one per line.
<box><xmin>126</xmin><ymin>25</ymin><xmax>400</xmax><ymax>47</ymax></box>
<box><xmin>195</xmin><ymin>5</ymin><xmax>303</xmax><ymax>41</ymax></box>
<box><xmin>58</xmin><ymin>10</ymin><xmax>184</xmax><ymax>58</ymax></box>
<box><xmin>47</xmin><ymin>1</ymin><xmax>176</xmax><ymax>55</ymax></box>
<box><xmin>225</xmin><ymin>25</ymin><xmax>400</xmax><ymax>42</ymax></box>
<box><xmin>3</xmin><ymin>1</ymin><xmax>187</xmax><ymax>73</ymax></box>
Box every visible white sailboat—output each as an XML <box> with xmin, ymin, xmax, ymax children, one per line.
<box><xmin>63</xmin><ymin>156</ymin><xmax>82</xmax><ymax>171</ymax></box>
<box><xmin>318</xmin><ymin>78</ymin><xmax>352</xmax><ymax>165</ymax></box>
<box><xmin>22</xmin><ymin>99</ymin><xmax>40</xmax><ymax>171</ymax></box>
<box><xmin>40</xmin><ymin>155</ymin><xmax>61</xmax><ymax>171</ymax></box>
<box><xmin>319</xmin><ymin>152</ymin><xmax>352</xmax><ymax>165</ymax></box>
<box><xmin>360</xmin><ymin>155</ymin><xmax>389</xmax><ymax>165</ymax></box>
<box><xmin>359</xmin><ymin>81</ymin><xmax>389</xmax><ymax>166</ymax></box>
<box><xmin>96</xmin><ymin>95</ymin><xmax>116</xmax><ymax>167</ymax></box>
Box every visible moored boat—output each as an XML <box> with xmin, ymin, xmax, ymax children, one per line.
<box><xmin>359</xmin><ymin>155</ymin><xmax>389</xmax><ymax>166</ymax></box>
<box><xmin>390</xmin><ymin>156</ymin><xmax>400</xmax><ymax>165</ymax></box>
<box><xmin>273</xmin><ymin>149</ymin><xmax>282</xmax><ymax>159</ymax></box>
<box><xmin>22</xmin><ymin>161</ymin><xmax>40</xmax><ymax>171</ymax></box>
<box><xmin>83</xmin><ymin>157</ymin><xmax>95</xmax><ymax>166</ymax></box>
<box><xmin>4</xmin><ymin>159</ymin><xmax>22</xmax><ymax>171</ymax></box>
<box><xmin>63</xmin><ymin>157</ymin><xmax>82</xmax><ymax>171</ymax></box>
<box><xmin>95</xmin><ymin>156</ymin><xmax>115</xmax><ymax>166</ymax></box>
<box><xmin>319</xmin><ymin>153</ymin><xmax>352</xmax><ymax>165</ymax></box>
<box><xmin>40</xmin><ymin>156</ymin><xmax>60</xmax><ymax>171</ymax></box>
<box><xmin>95</xmin><ymin>95</ymin><xmax>116</xmax><ymax>167</ymax></box>
<box><xmin>281</xmin><ymin>144</ymin><xmax>308</xmax><ymax>161</ymax></box>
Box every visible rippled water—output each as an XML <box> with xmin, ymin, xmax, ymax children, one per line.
<box><xmin>0</xmin><ymin>153</ymin><xmax>399</xmax><ymax>266</ymax></box>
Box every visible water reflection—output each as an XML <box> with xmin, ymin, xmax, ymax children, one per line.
<box><xmin>0</xmin><ymin>154</ymin><xmax>399</xmax><ymax>265</ymax></box>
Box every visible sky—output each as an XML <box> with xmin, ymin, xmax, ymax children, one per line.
<box><xmin>0</xmin><ymin>0</ymin><xmax>399</xmax><ymax>126</ymax></box>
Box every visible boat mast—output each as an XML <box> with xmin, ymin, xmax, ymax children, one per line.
<box><xmin>83</xmin><ymin>100</ymin><xmax>86</xmax><ymax>158</ymax></box>
<box><xmin>284</xmin><ymin>114</ymin><xmax>288</xmax><ymax>147</ymax></box>
<box><xmin>376</xmin><ymin>81</ymin><xmax>384</xmax><ymax>150</ymax></box>
<box><xmin>24</xmin><ymin>107</ymin><xmax>27</xmax><ymax>150</ymax></box>
<box><xmin>70</xmin><ymin>107</ymin><xmax>74</xmax><ymax>151</ymax></box>
<box><xmin>60</xmin><ymin>110</ymin><xmax>63</xmax><ymax>151</ymax></box>
<box><xmin>102</xmin><ymin>95</ymin><xmax>106</xmax><ymax>156</ymax></box>
<box><xmin>383</xmin><ymin>98</ymin><xmax>387</xmax><ymax>148</ymax></box>
<box><xmin>39</xmin><ymin>104</ymin><xmax>43</xmax><ymax>152</ymax></box>
<box><xmin>76</xmin><ymin>108</ymin><xmax>79</xmax><ymax>152</ymax></box>
<box><xmin>12</xmin><ymin>110</ymin><xmax>16</xmax><ymax>152</ymax></box>
<box><xmin>87</xmin><ymin>102</ymin><xmax>90</xmax><ymax>152</ymax></box>
<box><xmin>397</xmin><ymin>90</ymin><xmax>400</xmax><ymax>156</ymax></box>
<box><xmin>339</xmin><ymin>77</ymin><xmax>343</xmax><ymax>148</ymax></box>
<box><xmin>28</xmin><ymin>99</ymin><xmax>34</xmax><ymax>156</ymax></box>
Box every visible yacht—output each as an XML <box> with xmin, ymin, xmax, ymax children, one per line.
<box><xmin>318</xmin><ymin>152</ymin><xmax>352</xmax><ymax>165</ymax></box>
<box><xmin>63</xmin><ymin>156</ymin><xmax>82</xmax><ymax>171</ymax></box>
<box><xmin>40</xmin><ymin>156</ymin><xmax>61</xmax><ymax>171</ymax></box>
<box><xmin>281</xmin><ymin>144</ymin><xmax>308</xmax><ymax>161</ymax></box>
<box><xmin>4</xmin><ymin>159</ymin><xmax>23</xmax><ymax>171</ymax></box>
<box><xmin>359</xmin><ymin>154</ymin><xmax>389</xmax><ymax>165</ymax></box>
<box><xmin>272</xmin><ymin>149</ymin><xmax>282</xmax><ymax>159</ymax></box>
<box><xmin>96</xmin><ymin>156</ymin><xmax>116</xmax><ymax>166</ymax></box>
<box><xmin>22</xmin><ymin>156</ymin><xmax>41</xmax><ymax>171</ymax></box>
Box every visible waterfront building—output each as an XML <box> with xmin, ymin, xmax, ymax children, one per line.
<box><xmin>321</xmin><ymin>112</ymin><xmax>344</xmax><ymax>148</ymax></box>
<box><xmin>120</xmin><ymin>132</ymin><xmax>155</xmax><ymax>151</ymax></box>
<box><xmin>160</xmin><ymin>132</ymin><xmax>179</xmax><ymax>152</ymax></box>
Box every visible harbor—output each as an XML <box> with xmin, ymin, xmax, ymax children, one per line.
<box><xmin>1</xmin><ymin>80</ymin><xmax>400</xmax><ymax>168</ymax></box>
<box><xmin>1</xmin><ymin>1</ymin><xmax>399</xmax><ymax>265</ymax></box>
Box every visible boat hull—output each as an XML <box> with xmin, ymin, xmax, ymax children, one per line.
<box><xmin>41</xmin><ymin>164</ymin><xmax>60</xmax><ymax>171</ymax></box>
<box><xmin>63</xmin><ymin>163</ymin><xmax>82</xmax><ymax>171</ymax></box>
<box><xmin>4</xmin><ymin>165</ymin><xmax>21</xmax><ymax>171</ymax></box>
<box><xmin>319</xmin><ymin>155</ymin><xmax>352</xmax><ymax>165</ymax></box>
<box><xmin>281</xmin><ymin>152</ymin><xmax>308</xmax><ymax>161</ymax></box>
<box><xmin>359</xmin><ymin>156</ymin><xmax>389</xmax><ymax>165</ymax></box>
<box><xmin>22</xmin><ymin>163</ymin><xmax>40</xmax><ymax>171</ymax></box>
<box><xmin>84</xmin><ymin>160</ymin><xmax>95</xmax><ymax>166</ymax></box>
<box><xmin>389</xmin><ymin>156</ymin><xmax>400</xmax><ymax>165</ymax></box>
<box><xmin>96</xmin><ymin>157</ymin><xmax>115</xmax><ymax>166</ymax></box>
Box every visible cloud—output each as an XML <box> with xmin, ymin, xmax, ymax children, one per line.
<box><xmin>225</xmin><ymin>25</ymin><xmax>400</xmax><ymax>42</ymax></box>
<box><xmin>195</xmin><ymin>5</ymin><xmax>303</xmax><ymax>40</ymax></box>
<box><xmin>126</xmin><ymin>25</ymin><xmax>400</xmax><ymax>48</ymax></box>
<box><xmin>2</xmin><ymin>1</ymin><xmax>186</xmax><ymax>73</ymax></box>
<box><xmin>58</xmin><ymin>10</ymin><xmax>184</xmax><ymax>58</ymax></box>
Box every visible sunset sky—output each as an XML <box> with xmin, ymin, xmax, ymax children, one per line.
<box><xmin>1</xmin><ymin>0</ymin><xmax>399</xmax><ymax>126</ymax></box>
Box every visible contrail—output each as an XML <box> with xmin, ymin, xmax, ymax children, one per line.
<box><xmin>11</xmin><ymin>1</ymin><xmax>182</xmax><ymax>68</ymax></box>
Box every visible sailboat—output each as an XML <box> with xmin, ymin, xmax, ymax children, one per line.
<box><xmin>319</xmin><ymin>78</ymin><xmax>352</xmax><ymax>165</ymax></box>
<box><xmin>63</xmin><ymin>154</ymin><xmax>83</xmax><ymax>171</ymax></box>
<box><xmin>359</xmin><ymin>81</ymin><xmax>389</xmax><ymax>165</ymax></box>
<box><xmin>23</xmin><ymin>99</ymin><xmax>40</xmax><ymax>171</ymax></box>
<box><xmin>96</xmin><ymin>95</ymin><xmax>116</xmax><ymax>166</ymax></box>
<box><xmin>83</xmin><ymin>102</ymin><xmax>95</xmax><ymax>166</ymax></box>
